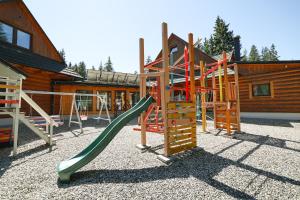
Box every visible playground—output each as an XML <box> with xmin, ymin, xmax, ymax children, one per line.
<box><xmin>0</xmin><ymin>2</ymin><xmax>300</xmax><ymax>198</ymax></box>
<box><xmin>0</xmin><ymin>118</ymin><xmax>299</xmax><ymax>199</ymax></box>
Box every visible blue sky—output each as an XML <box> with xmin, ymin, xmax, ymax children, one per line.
<box><xmin>24</xmin><ymin>0</ymin><xmax>300</xmax><ymax>73</ymax></box>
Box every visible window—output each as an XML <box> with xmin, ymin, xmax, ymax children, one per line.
<box><xmin>129</xmin><ymin>92</ymin><xmax>140</xmax><ymax>107</ymax></box>
<box><xmin>97</xmin><ymin>91</ymin><xmax>112</xmax><ymax>111</ymax></box>
<box><xmin>0</xmin><ymin>22</ymin><xmax>13</xmax><ymax>43</ymax></box>
<box><xmin>115</xmin><ymin>91</ymin><xmax>126</xmax><ymax>111</ymax></box>
<box><xmin>0</xmin><ymin>22</ymin><xmax>31</xmax><ymax>49</ymax></box>
<box><xmin>76</xmin><ymin>90</ymin><xmax>93</xmax><ymax>111</ymax></box>
<box><xmin>169</xmin><ymin>46</ymin><xmax>178</xmax><ymax>65</ymax></box>
<box><xmin>252</xmin><ymin>83</ymin><xmax>271</xmax><ymax>97</ymax></box>
<box><xmin>17</xmin><ymin>30</ymin><xmax>31</xmax><ymax>49</ymax></box>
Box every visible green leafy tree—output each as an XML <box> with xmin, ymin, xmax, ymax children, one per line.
<box><xmin>145</xmin><ymin>56</ymin><xmax>152</xmax><ymax>64</ymax></box>
<box><xmin>269</xmin><ymin>44</ymin><xmax>279</xmax><ymax>61</ymax></box>
<box><xmin>241</xmin><ymin>49</ymin><xmax>248</xmax><ymax>61</ymax></box>
<box><xmin>99</xmin><ymin>61</ymin><xmax>103</xmax><ymax>71</ymax></box>
<box><xmin>104</xmin><ymin>56</ymin><xmax>114</xmax><ymax>72</ymax></box>
<box><xmin>248</xmin><ymin>45</ymin><xmax>260</xmax><ymax>61</ymax></box>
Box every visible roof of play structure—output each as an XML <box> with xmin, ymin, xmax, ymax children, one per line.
<box><xmin>86</xmin><ymin>69</ymin><xmax>139</xmax><ymax>87</ymax></box>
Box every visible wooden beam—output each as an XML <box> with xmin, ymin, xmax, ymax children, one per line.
<box><xmin>139</xmin><ymin>38</ymin><xmax>147</xmax><ymax>146</ymax></box>
<box><xmin>162</xmin><ymin>22</ymin><xmax>170</xmax><ymax>157</ymax></box>
<box><xmin>188</xmin><ymin>33</ymin><xmax>195</xmax><ymax>103</ymax></box>
<box><xmin>200</xmin><ymin>61</ymin><xmax>206</xmax><ymax>132</ymax></box>
<box><xmin>234</xmin><ymin>64</ymin><xmax>241</xmax><ymax>132</ymax></box>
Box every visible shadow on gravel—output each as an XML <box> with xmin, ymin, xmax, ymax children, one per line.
<box><xmin>240</xmin><ymin>118</ymin><xmax>299</xmax><ymax>128</ymax></box>
<box><xmin>232</xmin><ymin>132</ymin><xmax>300</xmax><ymax>153</ymax></box>
<box><xmin>0</xmin><ymin>147</ymin><xmax>12</xmax><ymax>177</ymax></box>
<box><xmin>57</xmin><ymin>149</ymin><xmax>300</xmax><ymax>199</ymax></box>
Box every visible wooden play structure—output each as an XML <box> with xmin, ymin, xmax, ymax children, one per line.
<box><xmin>136</xmin><ymin>22</ymin><xmax>241</xmax><ymax>158</ymax></box>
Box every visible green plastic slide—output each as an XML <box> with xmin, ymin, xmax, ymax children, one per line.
<box><xmin>57</xmin><ymin>96</ymin><xmax>154</xmax><ymax>182</ymax></box>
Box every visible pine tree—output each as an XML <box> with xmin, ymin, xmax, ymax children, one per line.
<box><xmin>269</xmin><ymin>44</ymin><xmax>279</xmax><ymax>61</ymax></box>
<box><xmin>261</xmin><ymin>47</ymin><xmax>271</xmax><ymax>61</ymax></box>
<box><xmin>134</xmin><ymin>70</ymin><xmax>138</xmax><ymax>74</ymax></box>
<box><xmin>99</xmin><ymin>61</ymin><xmax>103</xmax><ymax>71</ymax></box>
<box><xmin>241</xmin><ymin>49</ymin><xmax>248</xmax><ymax>61</ymax></box>
<box><xmin>248</xmin><ymin>45</ymin><xmax>260</xmax><ymax>61</ymax></box>
<box><xmin>104</xmin><ymin>57</ymin><xmax>113</xmax><ymax>72</ymax></box>
<box><xmin>68</xmin><ymin>62</ymin><xmax>72</xmax><ymax>68</ymax></box>
<box><xmin>145</xmin><ymin>56</ymin><xmax>152</xmax><ymax>64</ymax></box>
<box><xmin>78</xmin><ymin>61</ymin><xmax>87</xmax><ymax>78</ymax></box>
<box><xmin>203</xmin><ymin>37</ymin><xmax>213</xmax><ymax>56</ymax></box>
<box><xmin>91</xmin><ymin>66</ymin><xmax>95</xmax><ymax>70</ymax></box>
<box><xmin>211</xmin><ymin>16</ymin><xmax>235</xmax><ymax>55</ymax></box>
<box><xmin>59</xmin><ymin>49</ymin><xmax>66</xmax><ymax>63</ymax></box>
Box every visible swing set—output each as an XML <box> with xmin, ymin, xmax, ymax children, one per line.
<box><xmin>25</xmin><ymin>90</ymin><xmax>111</xmax><ymax>133</ymax></box>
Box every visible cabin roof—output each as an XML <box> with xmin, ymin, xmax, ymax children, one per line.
<box><xmin>155</xmin><ymin>33</ymin><xmax>216</xmax><ymax>63</ymax></box>
<box><xmin>0</xmin><ymin>43</ymin><xmax>82</xmax><ymax>78</ymax></box>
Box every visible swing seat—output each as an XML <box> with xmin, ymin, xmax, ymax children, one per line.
<box><xmin>80</xmin><ymin>115</ymin><xmax>88</xmax><ymax>121</ymax></box>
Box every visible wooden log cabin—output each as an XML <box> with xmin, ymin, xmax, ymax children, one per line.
<box><xmin>0</xmin><ymin>0</ymin><xmax>81</xmax><ymax>115</ymax></box>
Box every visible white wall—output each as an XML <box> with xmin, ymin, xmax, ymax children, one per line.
<box><xmin>241</xmin><ymin>112</ymin><xmax>300</xmax><ymax>120</ymax></box>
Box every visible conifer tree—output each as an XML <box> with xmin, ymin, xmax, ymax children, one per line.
<box><xmin>91</xmin><ymin>66</ymin><xmax>95</xmax><ymax>70</ymax></box>
<box><xmin>99</xmin><ymin>61</ymin><xmax>103</xmax><ymax>71</ymax></box>
<box><xmin>145</xmin><ymin>56</ymin><xmax>152</xmax><ymax>64</ymax></box>
<box><xmin>241</xmin><ymin>49</ymin><xmax>248</xmax><ymax>61</ymax></box>
<box><xmin>211</xmin><ymin>16</ymin><xmax>235</xmax><ymax>55</ymax></box>
<box><xmin>248</xmin><ymin>45</ymin><xmax>260</xmax><ymax>61</ymax></box>
<box><xmin>261</xmin><ymin>47</ymin><xmax>271</xmax><ymax>61</ymax></box>
<box><xmin>104</xmin><ymin>57</ymin><xmax>114</xmax><ymax>72</ymax></box>
<box><xmin>78</xmin><ymin>61</ymin><xmax>87</xmax><ymax>78</ymax></box>
<box><xmin>269</xmin><ymin>44</ymin><xmax>279</xmax><ymax>61</ymax></box>
<box><xmin>59</xmin><ymin>49</ymin><xmax>66</xmax><ymax>63</ymax></box>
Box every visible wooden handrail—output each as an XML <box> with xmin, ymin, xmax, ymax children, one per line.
<box><xmin>20</xmin><ymin>91</ymin><xmax>58</xmax><ymax>127</ymax></box>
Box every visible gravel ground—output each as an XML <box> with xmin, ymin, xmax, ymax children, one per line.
<box><xmin>0</xmin><ymin>118</ymin><xmax>300</xmax><ymax>199</ymax></box>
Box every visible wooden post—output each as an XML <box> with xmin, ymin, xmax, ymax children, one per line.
<box><xmin>212</xmin><ymin>71</ymin><xmax>217</xmax><ymax>129</ymax></box>
<box><xmin>234</xmin><ymin>64</ymin><xmax>241</xmax><ymax>132</ymax></box>
<box><xmin>223</xmin><ymin>52</ymin><xmax>231</xmax><ymax>134</ymax></box>
<box><xmin>200</xmin><ymin>61</ymin><xmax>206</xmax><ymax>132</ymax></box>
<box><xmin>139</xmin><ymin>38</ymin><xmax>147</xmax><ymax>146</ymax></box>
<box><xmin>188</xmin><ymin>33</ymin><xmax>195</xmax><ymax>103</ymax></box>
<box><xmin>161</xmin><ymin>22</ymin><xmax>170</xmax><ymax>157</ymax></box>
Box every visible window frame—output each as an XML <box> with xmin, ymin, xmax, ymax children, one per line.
<box><xmin>0</xmin><ymin>20</ymin><xmax>32</xmax><ymax>50</ymax></box>
<box><xmin>96</xmin><ymin>91</ymin><xmax>112</xmax><ymax>111</ymax></box>
<box><xmin>249</xmin><ymin>81</ymin><xmax>274</xmax><ymax>99</ymax></box>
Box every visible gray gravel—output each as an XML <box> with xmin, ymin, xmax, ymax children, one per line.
<box><xmin>0</xmin><ymin>118</ymin><xmax>300</xmax><ymax>199</ymax></box>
